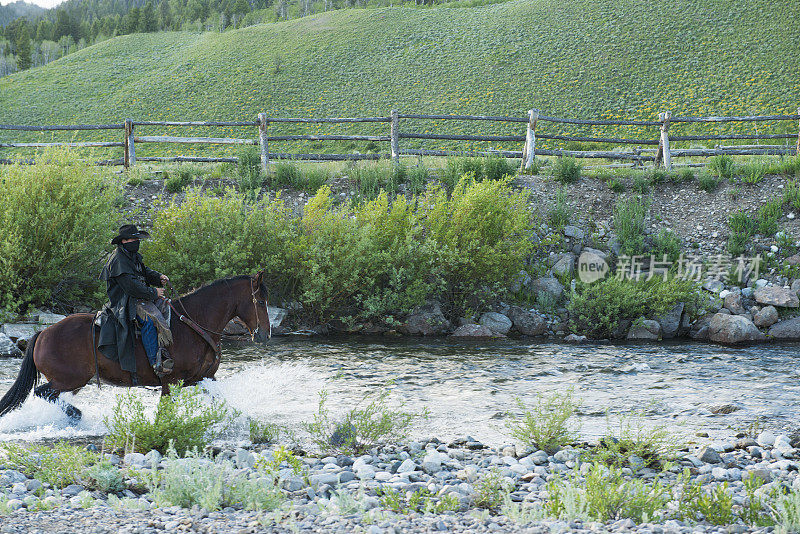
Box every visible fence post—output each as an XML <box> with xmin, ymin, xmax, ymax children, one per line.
<box><xmin>390</xmin><ymin>109</ymin><xmax>400</xmax><ymax>165</ymax></box>
<box><xmin>796</xmin><ymin>107</ymin><xmax>800</xmax><ymax>156</ymax></box>
<box><xmin>123</xmin><ymin>121</ymin><xmax>129</xmax><ymax>168</ymax></box>
<box><xmin>258</xmin><ymin>113</ymin><xmax>270</xmax><ymax>172</ymax></box>
<box><xmin>657</xmin><ymin>111</ymin><xmax>672</xmax><ymax>170</ymax></box>
<box><xmin>521</xmin><ymin>109</ymin><xmax>540</xmax><ymax>172</ymax></box>
<box><xmin>124</xmin><ymin>119</ymin><xmax>136</xmax><ymax>167</ymax></box>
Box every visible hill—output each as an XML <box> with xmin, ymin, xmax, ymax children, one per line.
<box><xmin>1</xmin><ymin>0</ymin><xmax>799</xmax><ymax>157</ymax></box>
<box><xmin>0</xmin><ymin>0</ymin><xmax>43</xmax><ymax>27</ymax></box>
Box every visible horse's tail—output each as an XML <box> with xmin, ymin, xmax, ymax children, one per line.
<box><xmin>0</xmin><ymin>331</ymin><xmax>41</xmax><ymax>417</ymax></box>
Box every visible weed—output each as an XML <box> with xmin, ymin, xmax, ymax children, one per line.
<box><xmin>83</xmin><ymin>461</ymin><xmax>125</xmax><ymax>493</ymax></box>
<box><xmin>0</xmin><ymin>441</ymin><xmax>98</xmax><ymax>489</ymax></box>
<box><xmin>783</xmin><ymin>180</ymin><xmax>800</xmax><ymax>211</ymax></box>
<box><xmin>442</xmin><ymin>157</ymin><xmax>483</xmax><ymax>191</ymax></box>
<box><xmin>587</xmin><ymin>411</ymin><xmax>682</xmax><ymax>469</ymax></box>
<box><xmin>774</xmin><ymin>488</ymin><xmax>800</xmax><ymax>533</ymax></box>
<box><xmin>647</xmin><ymin>169</ymin><xmax>669</xmax><ymax>185</ymax></box>
<box><xmin>249</xmin><ymin>419</ymin><xmax>282</xmax><ymax>445</ymax></box>
<box><xmin>472</xmin><ymin>468</ymin><xmax>513</xmax><ymax>509</ymax></box>
<box><xmin>164</xmin><ymin>166</ymin><xmax>195</xmax><ymax>193</ymax></box>
<box><xmin>303</xmin><ymin>167</ymin><xmax>331</xmax><ymax>193</ymax></box>
<box><xmin>548</xmin><ymin>186</ymin><xmax>572</xmax><ymax>228</ymax></box>
<box><xmin>708</xmin><ymin>155</ymin><xmax>735</xmax><ymax>180</ymax></box>
<box><xmin>758</xmin><ymin>197</ymin><xmax>782</xmax><ymax>235</ymax></box>
<box><xmin>738</xmin><ymin>474</ymin><xmax>775</xmax><ymax>526</ymax></box>
<box><xmin>737</xmin><ymin>160</ymin><xmax>768</xmax><ymax>185</ymax></box>
<box><xmin>104</xmin><ymin>381</ymin><xmax>235</xmax><ymax>455</ymax></box>
<box><xmin>632</xmin><ymin>175</ymin><xmax>649</xmax><ymax>193</ymax></box>
<box><xmin>505</xmin><ymin>390</ymin><xmax>580</xmax><ymax>454</ymax></box>
<box><xmin>651</xmin><ymin>229</ymin><xmax>682</xmax><ymax>263</ymax></box>
<box><xmin>483</xmin><ymin>156</ymin><xmax>515</xmax><ymax>181</ymax></box>
<box><xmin>377</xmin><ymin>486</ymin><xmax>459</xmax><ymax>514</ymax></box>
<box><xmin>408</xmin><ymin>165</ymin><xmax>430</xmax><ymax>195</ymax></box>
<box><xmin>675</xmin><ymin>471</ymin><xmax>734</xmax><ymax>525</ymax></box>
<box><xmin>697</xmin><ymin>171</ymin><xmax>721</xmax><ymax>192</ymax></box>
<box><xmin>302</xmin><ymin>388</ymin><xmax>428</xmax><ymax>455</ymax></box>
<box><xmin>552</xmin><ymin>157</ymin><xmax>581</xmax><ymax>184</ymax></box>
<box><xmin>613</xmin><ymin>195</ymin><xmax>650</xmax><ymax>256</ymax></box>
<box><xmin>727</xmin><ymin>186</ymin><xmax>742</xmax><ymax>200</ymax></box>
<box><xmin>607</xmin><ymin>176</ymin><xmax>625</xmax><ymax>193</ymax></box>
<box><xmin>673</xmin><ymin>168</ymin><xmax>695</xmax><ymax>183</ymax></box>
<box><xmin>273</xmin><ymin>161</ymin><xmax>304</xmax><ymax>189</ymax></box>
<box><xmin>765</xmin><ymin>156</ymin><xmax>800</xmax><ymax>177</ymax></box>
<box><xmin>500</xmin><ymin>494</ymin><xmax>546</xmax><ymax>524</ymax></box>
<box><xmin>236</xmin><ymin>146</ymin><xmax>263</xmax><ymax>196</ymax></box>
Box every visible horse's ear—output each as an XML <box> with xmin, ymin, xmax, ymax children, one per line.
<box><xmin>255</xmin><ymin>270</ymin><xmax>264</xmax><ymax>284</ymax></box>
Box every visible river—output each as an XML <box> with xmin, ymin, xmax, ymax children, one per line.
<box><xmin>0</xmin><ymin>338</ymin><xmax>798</xmax><ymax>445</ymax></box>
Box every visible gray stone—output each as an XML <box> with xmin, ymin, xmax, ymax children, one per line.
<box><xmin>582</xmin><ymin>247</ymin><xmax>608</xmax><ymax>260</ymax></box>
<box><xmin>24</xmin><ymin>479</ymin><xmax>42</xmax><ymax>492</ymax></box>
<box><xmin>6</xmin><ymin>499</ymin><xmax>23</xmax><ymax>511</ymax></box>
<box><xmin>690</xmin><ymin>315</ymin><xmax>712</xmax><ymax>341</ymax></box>
<box><xmin>33</xmin><ymin>313</ymin><xmax>66</xmax><ymax>325</ymax></box>
<box><xmin>746</xmin><ymin>469</ymin><xmax>772</xmax><ymax>483</ymax></box>
<box><xmin>755</xmin><ymin>286</ymin><xmax>799</xmax><ymax>308</ymax></box>
<box><xmin>626</xmin><ymin>319</ymin><xmax>661</xmax><ymax>340</ymax></box>
<box><xmin>450</xmin><ymin>324</ymin><xmax>495</xmax><ymax>338</ymax></box>
<box><xmin>123</xmin><ymin>453</ymin><xmax>146</xmax><ymax>467</ymax></box>
<box><xmin>757</xmin><ymin>430</ymin><xmax>776</xmax><ymax>448</ymax></box>
<box><xmin>655</xmin><ymin>302</ymin><xmax>684</xmax><ymax>338</ymax></box>
<box><xmin>235</xmin><ymin>448</ymin><xmax>255</xmax><ymax>469</ymax></box>
<box><xmin>355</xmin><ymin>465</ymin><xmax>376</xmax><ymax>480</ymax></box>
<box><xmin>510</xmin><ymin>270</ymin><xmax>532</xmax><ymax>294</ymax></box>
<box><xmin>143</xmin><ymin>450</ymin><xmax>162</xmax><ymax>466</ymax></box>
<box><xmin>0</xmin><ymin>332</ymin><xmax>22</xmax><ymax>357</ymax></box>
<box><xmin>577</xmin><ymin>250</ymin><xmax>610</xmax><ymax>283</ymax></box>
<box><xmin>724</xmin><ymin>292</ymin><xmax>747</xmax><ymax>315</ymax></box>
<box><xmin>400</xmin><ymin>301</ymin><xmax>451</xmax><ymax>336</ymax></box>
<box><xmin>530</xmin><ymin>277</ymin><xmax>564</xmax><ymax>302</ymax></box>
<box><xmin>505</xmin><ymin>306</ymin><xmax>547</xmax><ymax>336</ymax></box>
<box><xmin>396</xmin><ymin>459</ymin><xmax>417</xmax><ymax>473</ymax></box>
<box><xmin>754</xmin><ymin>306</ymin><xmax>779</xmax><ymax>328</ymax></box>
<box><xmin>550</xmin><ymin>254</ymin><xmax>575</xmax><ymax>277</ymax></box>
<box><xmin>310</xmin><ymin>473</ymin><xmax>339</xmax><ymax>486</ymax></box>
<box><xmin>768</xmin><ymin>317</ymin><xmax>800</xmax><ymax>340</ymax></box>
<box><xmin>708</xmin><ymin>313</ymin><xmax>765</xmax><ymax>344</ymax></box>
<box><xmin>0</xmin><ymin>323</ymin><xmax>41</xmax><ymax>342</ymax></box>
<box><xmin>0</xmin><ymin>470</ymin><xmax>26</xmax><ymax>486</ymax></box>
<box><xmin>698</xmin><ymin>447</ymin><xmax>722</xmax><ymax>464</ymax></box>
<box><xmin>479</xmin><ymin>312</ymin><xmax>512</xmax><ymax>336</ymax></box>
<box><xmin>281</xmin><ymin>475</ymin><xmax>305</xmax><ymax>492</ymax></box>
<box><xmin>563</xmin><ymin>334</ymin><xmax>587</xmax><ymax>344</ymax></box>
<box><xmin>338</xmin><ymin>471</ymin><xmax>356</xmax><ymax>484</ymax></box>
<box><xmin>563</xmin><ymin>225</ymin><xmax>585</xmax><ymax>240</ymax></box>
<box><xmin>61</xmin><ymin>484</ymin><xmax>85</xmax><ymax>497</ymax></box>
<box><xmin>702</xmin><ymin>279</ymin><xmax>725</xmax><ymax>293</ymax></box>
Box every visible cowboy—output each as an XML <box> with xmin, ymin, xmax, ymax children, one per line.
<box><xmin>98</xmin><ymin>224</ymin><xmax>173</xmax><ymax>377</ymax></box>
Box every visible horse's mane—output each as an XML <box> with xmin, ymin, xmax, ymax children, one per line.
<box><xmin>175</xmin><ymin>275</ymin><xmax>252</xmax><ymax>303</ymax></box>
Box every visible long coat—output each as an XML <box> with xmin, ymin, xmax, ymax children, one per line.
<box><xmin>97</xmin><ymin>246</ymin><xmax>163</xmax><ymax>375</ymax></box>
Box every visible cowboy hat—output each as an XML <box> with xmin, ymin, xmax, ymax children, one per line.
<box><xmin>111</xmin><ymin>224</ymin><xmax>151</xmax><ymax>244</ymax></box>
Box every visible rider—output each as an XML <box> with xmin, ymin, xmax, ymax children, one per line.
<box><xmin>99</xmin><ymin>224</ymin><xmax>173</xmax><ymax>377</ymax></box>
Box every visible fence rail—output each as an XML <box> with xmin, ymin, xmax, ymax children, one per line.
<box><xmin>1</xmin><ymin>107</ymin><xmax>799</xmax><ymax>170</ymax></box>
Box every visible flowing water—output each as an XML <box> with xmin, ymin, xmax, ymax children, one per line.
<box><xmin>1</xmin><ymin>338</ymin><xmax>799</xmax><ymax>446</ymax></box>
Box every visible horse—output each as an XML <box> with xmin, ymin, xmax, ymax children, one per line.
<box><xmin>0</xmin><ymin>272</ymin><xmax>271</xmax><ymax>422</ymax></box>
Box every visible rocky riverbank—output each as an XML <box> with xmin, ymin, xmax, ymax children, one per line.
<box><xmin>3</xmin><ymin>429</ymin><xmax>800</xmax><ymax>533</ymax></box>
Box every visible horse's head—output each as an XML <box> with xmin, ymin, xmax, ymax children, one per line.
<box><xmin>236</xmin><ymin>271</ymin><xmax>272</xmax><ymax>343</ymax></box>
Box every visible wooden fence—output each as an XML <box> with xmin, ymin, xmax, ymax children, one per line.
<box><xmin>1</xmin><ymin>108</ymin><xmax>799</xmax><ymax>171</ymax></box>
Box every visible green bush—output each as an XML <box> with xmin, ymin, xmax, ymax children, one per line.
<box><xmin>546</xmin><ymin>463</ymin><xmax>670</xmax><ymax>523</ymax></box>
<box><xmin>0</xmin><ymin>149</ymin><xmax>120</xmax><ymax>313</ymax></box>
<box><xmin>697</xmin><ymin>171</ymin><xmax>721</xmax><ymax>192</ymax></box>
<box><xmin>707</xmin><ymin>155</ymin><xmax>735</xmax><ymax>179</ymax></box>
<box><xmin>613</xmin><ymin>195</ymin><xmax>650</xmax><ymax>256</ymax></box>
<box><xmin>249</xmin><ymin>419</ymin><xmax>281</xmax><ymax>444</ymax></box>
<box><xmin>587</xmin><ymin>412</ymin><xmax>682</xmax><ymax>469</ymax></box>
<box><xmin>548</xmin><ymin>187</ymin><xmax>572</xmax><ymax>227</ymax></box>
<box><xmin>407</xmin><ymin>165</ymin><xmax>430</xmax><ymax>195</ymax></box>
<box><xmin>302</xmin><ymin>388</ymin><xmax>427</xmax><ymax>455</ymax></box>
<box><xmin>473</xmin><ymin>469</ymin><xmax>513</xmax><ymax>510</ymax></box>
<box><xmin>567</xmin><ymin>277</ymin><xmax>703</xmax><ymax>339</ymax></box>
<box><xmin>442</xmin><ymin>157</ymin><xmax>484</xmax><ymax>190</ymax></box>
<box><xmin>651</xmin><ymin>229</ymin><xmax>682</xmax><ymax>263</ymax></box>
<box><xmin>552</xmin><ymin>157</ymin><xmax>581</xmax><ymax>184</ymax></box>
<box><xmin>505</xmin><ymin>390</ymin><xmax>580</xmax><ymax>453</ymax></box>
<box><xmin>83</xmin><ymin>461</ymin><xmax>125</xmax><ymax>493</ymax></box>
<box><xmin>783</xmin><ymin>180</ymin><xmax>800</xmax><ymax>211</ymax></box>
<box><xmin>632</xmin><ymin>175</ymin><xmax>649</xmax><ymax>193</ymax></box>
<box><xmin>675</xmin><ymin>473</ymin><xmax>735</xmax><ymax>525</ymax></box>
<box><xmin>104</xmin><ymin>382</ymin><xmax>235</xmax><ymax>455</ymax></box>
<box><xmin>758</xmin><ymin>197</ymin><xmax>782</xmax><ymax>236</ymax></box>
<box><xmin>673</xmin><ymin>168</ymin><xmax>695</xmax><ymax>183</ymax></box>
<box><xmin>377</xmin><ymin>487</ymin><xmax>459</xmax><ymax>514</ymax></box>
<box><xmin>607</xmin><ymin>176</ymin><xmax>625</xmax><ymax>193</ymax></box>
<box><xmin>273</xmin><ymin>161</ymin><xmax>304</xmax><ymax>189</ymax></box>
<box><xmin>765</xmin><ymin>155</ymin><xmax>800</xmax><ymax>177</ymax></box>
<box><xmin>164</xmin><ymin>165</ymin><xmax>196</xmax><ymax>193</ymax></box>
<box><xmin>737</xmin><ymin>160</ymin><xmax>768</xmax><ymax>185</ymax></box>
<box><xmin>303</xmin><ymin>167</ymin><xmax>331</xmax><ymax>193</ymax></box>
<box><xmin>236</xmin><ymin>146</ymin><xmax>263</xmax><ymax>195</ymax></box>
<box><xmin>144</xmin><ymin>188</ymin><xmax>297</xmax><ymax>293</ymax></box>
<box><xmin>0</xmin><ymin>441</ymin><xmax>99</xmax><ymax>489</ymax></box>
<box><xmin>483</xmin><ymin>156</ymin><xmax>515</xmax><ymax>181</ymax></box>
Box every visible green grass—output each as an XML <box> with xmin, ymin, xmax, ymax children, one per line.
<box><xmin>1</xmin><ymin>0</ymin><xmax>798</xmax><ymax>160</ymax></box>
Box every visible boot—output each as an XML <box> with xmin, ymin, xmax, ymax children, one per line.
<box><xmin>153</xmin><ymin>348</ymin><xmax>173</xmax><ymax>378</ymax></box>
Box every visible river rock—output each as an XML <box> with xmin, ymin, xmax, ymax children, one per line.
<box><xmin>690</xmin><ymin>313</ymin><xmax>715</xmax><ymax>340</ymax></box>
<box><xmin>505</xmin><ymin>306</ymin><xmax>547</xmax><ymax>336</ymax></box>
<box><xmin>564</xmin><ymin>334</ymin><xmax>587</xmax><ymax>344</ymax></box>
<box><xmin>450</xmin><ymin>324</ymin><xmax>495</xmax><ymax>338</ymax></box>
<box><xmin>724</xmin><ymin>292</ymin><xmax>747</xmax><ymax>315</ymax></box>
<box><xmin>708</xmin><ymin>313</ymin><xmax>765</xmax><ymax>344</ymax></box>
<box><xmin>0</xmin><ymin>333</ymin><xmax>22</xmax><ymax>357</ymax></box>
<box><xmin>563</xmin><ymin>225</ymin><xmax>584</xmax><ymax>240</ymax></box>
<box><xmin>577</xmin><ymin>250</ymin><xmax>609</xmax><ymax>283</ymax></box>
<box><xmin>400</xmin><ymin>301</ymin><xmax>451</xmax><ymax>336</ymax></box>
<box><xmin>698</xmin><ymin>447</ymin><xmax>722</xmax><ymax>464</ymax></box>
<box><xmin>530</xmin><ymin>277</ymin><xmax>564</xmax><ymax>303</ymax></box>
<box><xmin>626</xmin><ymin>319</ymin><xmax>661</xmax><ymax>340</ymax></box>
<box><xmin>32</xmin><ymin>312</ymin><xmax>66</xmax><ymax>325</ymax></box>
<box><xmin>655</xmin><ymin>302</ymin><xmax>684</xmax><ymax>338</ymax></box>
<box><xmin>787</xmin><ymin>254</ymin><xmax>800</xmax><ymax>266</ymax></box>
<box><xmin>768</xmin><ymin>317</ymin><xmax>800</xmax><ymax>340</ymax></box>
<box><xmin>0</xmin><ymin>323</ymin><xmax>41</xmax><ymax>342</ymax></box>
<box><xmin>550</xmin><ymin>254</ymin><xmax>575</xmax><ymax>277</ymax></box>
<box><xmin>754</xmin><ymin>286</ymin><xmax>799</xmax><ymax>308</ymax></box>
<box><xmin>479</xmin><ymin>312</ymin><xmax>512</xmax><ymax>336</ymax></box>
<box><xmin>509</xmin><ymin>270</ymin><xmax>532</xmax><ymax>293</ymax></box>
<box><xmin>753</xmin><ymin>306</ymin><xmax>779</xmax><ymax>328</ymax></box>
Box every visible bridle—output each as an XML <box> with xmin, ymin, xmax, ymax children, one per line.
<box><xmin>250</xmin><ymin>278</ymin><xmax>272</xmax><ymax>341</ymax></box>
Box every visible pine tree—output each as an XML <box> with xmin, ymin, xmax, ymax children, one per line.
<box><xmin>139</xmin><ymin>2</ymin><xmax>158</xmax><ymax>32</ymax></box>
<box><xmin>16</xmin><ymin>23</ymin><xmax>32</xmax><ymax>70</ymax></box>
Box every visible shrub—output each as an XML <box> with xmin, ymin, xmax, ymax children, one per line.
<box><xmin>548</xmin><ymin>187</ymin><xmax>572</xmax><ymax>227</ymax></box>
<box><xmin>675</xmin><ymin>472</ymin><xmax>735</xmax><ymax>525</ymax></box>
<box><xmin>483</xmin><ymin>156</ymin><xmax>515</xmax><ymax>181</ymax></box>
<box><xmin>697</xmin><ymin>171</ymin><xmax>721</xmax><ymax>192</ymax></box>
<box><xmin>249</xmin><ymin>419</ymin><xmax>281</xmax><ymax>444</ymax></box>
<box><xmin>546</xmin><ymin>463</ymin><xmax>670</xmax><ymax>523</ymax></box>
<box><xmin>147</xmin><ymin>447</ymin><xmax>284</xmax><ymax>511</ymax></box>
<box><xmin>607</xmin><ymin>176</ymin><xmax>625</xmax><ymax>193</ymax></box>
<box><xmin>104</xmin><ymin>382</ymin><xmax>235</xmax><ymax>455</ymax></box>
<box><xmin>567</xmin><ymin>277</ymin><xmax>703</xmax><ymax>339</ymax></box>
<box><xmin>143</xmin><ymin>188</ymin><xmax>297</xmax><ymax>293</ymax></box>
<box><xmin>552</xmin><ymin>157</ymin><xmax>581</xmax><ymax>184</ymax></box>
<box><xmin>377</xmin><ymin>487</ymin><xmax>459</xmax><ymax>514</ymax></box>
<box><xmin>646</xmin><ymin>169</ymin><xmax>669</xmax><ymax>185</ymax></box>
<box><xmin>651</xmin><ymin>229</ymin><xmax>682</xmax><ymax>263</ymax></box>
<box><xmin>273</xmin><ymin>161</ymin><xmax>303</xmax><ymax>189</ymax></box>
<box><xmin>0</xmin><ymin>148</ymin><xmax>120</xmax><ymax>313</ymax></box>
<box><xmin>613</xmin><ymin>195</ymin><xmax>650</xmax><ymax>256</ymax></box>
<box><xmin>505</xmin><ymin>390</ymin><xmax>580</xmax><ymax>453</ymax></box>
<box><xmin>473</xmin><ymin>469</ymin><xmax>513</xmax><ymax>510</ymax></box>
<box><xmin>783</xmin><ymin>180</ymin><xmax>800</xmax><ymax>211</ymax></box>
<box><xmin>758</xmin><ymin>197</ymin><xmax>782</xmax><ymax>236</ymax></box>
<box><xmin>673</xmin><ymin>168</ymin><xmax>695</xmax><ymax>183</ymax></box>
<box><xmin>0</xmin><ymin>441</ymin><xmax>99</xmax><ymax>489</ymax></box>
<box><xmin>83</xmin><ymin>461</ymin><xmax>125</xmax><ymax>493</ymax></box>
<box><xmin>351</xmin><ymin>162</ymin><xmax>389</xmax><ymax>199</ymax></box>
<box><xmin>302</xmin><ymin>388</ymin><xmax>427</xmax><ymax>455</ymax></box>
<box><xmin>408</xmin><ymin>165</ymin><xmax>430</xmax><ymax>195</ymax></box>
<box><xmin>303</xmin><ymin>167</ymin><xmax>331</xmax><ymax>193</ymax></box>
<box><xmin>765</xmin><ymin>155</ymin><xmax>800</xmax><ymax>177</ymax></box>
<box><xmin>737</xmin><ymin>160</ymin><xmax>768</xmax><ymax>185</ymax></box>
<box><xmin>707</xmin><ymin>155</ymin><xmax>735</xmax><ymax>179</ymax></box>
<box><xmin>443</xmin><ymin>157</ymin><xmax>484</xmax><ymax>190</ymax></box>
<box><xmin>587</xmin><ymin>412</ymin><xmax>682</xmax><ymax>469</ymax></box>
<box><xmin>632</xmin><ymin>174</ymin><xmax>649</xmax><ymax>194</ymax></box>
<box><xmin>774</xmin><ymin>488</ymin><xmax>800</xmax><ymax>533</ymax></box>
<box><xmin>164</xmin><ymin>165</ymin><xmax>195</xmax><ymax>193</ymax></box>
<box><xmin>236</xmin><ymin>146</ymin><xmax>263</xmax><ymax>195</ymax></box>
<box><xmin>727</xmin><ymin>210</ymin><xmax>759</xmax><ymax>255</ymax></box>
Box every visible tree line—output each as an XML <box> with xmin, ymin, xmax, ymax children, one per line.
<box><xmin>1</xmin><ymin>0</ymin><xmax>456</xmax><ymax>77</ymax></box>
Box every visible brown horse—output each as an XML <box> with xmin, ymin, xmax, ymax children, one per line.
<box><xmin>0</xmin><ymin>272</ymin><xmax>271</xmax><ymax>421</ymax></box>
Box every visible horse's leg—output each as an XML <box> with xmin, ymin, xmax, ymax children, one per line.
<box><xmin>161</xmin><ymin>382</ymin><xmax>171</xmax><ymax>397</ymax></box>
<box><xmin>34</xmin><ymin>383</ymin><xmax>82</xmax><ymax>422</ymax></box>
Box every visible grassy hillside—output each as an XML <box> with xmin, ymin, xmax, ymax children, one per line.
<box><xmin>1</xmin><ymin>0</ymin><xmax>799</xmax><ymax>158</ymax></box>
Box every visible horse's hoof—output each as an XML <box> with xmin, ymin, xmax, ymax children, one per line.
<box><xmin>65</xmin><ymin>406</ymin><xmax>82</xmax><ymax>422</ymax></box>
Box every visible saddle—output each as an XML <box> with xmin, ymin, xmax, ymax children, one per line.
<box><xmin>94</xmin><ymin>299</ymin><xmax>172</xmax><ymax>347</ymax></box>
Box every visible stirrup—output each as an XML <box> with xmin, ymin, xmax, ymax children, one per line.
<box><xmin>153</xmin><ymin>349</ymin><xmax>173</xmax><ymax>378</ymax></box>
